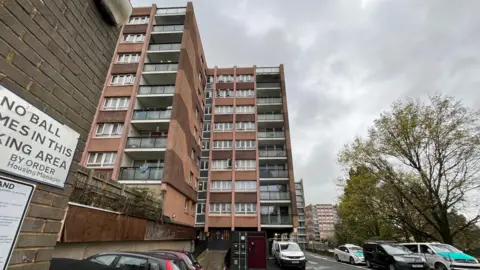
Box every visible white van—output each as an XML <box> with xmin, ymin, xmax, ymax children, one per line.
<box><xmin>272</xmin><ymin>241</ymin><xmax>307</xmax><ymax>269</ymax></box>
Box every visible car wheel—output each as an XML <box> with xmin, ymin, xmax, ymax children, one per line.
<box><xmin>335</xmin><ymin>255</ymin><xmax>340</xmax><ymax>262</ymax></box>
<box><xmin>435</xmin><ymin>263</ymin><xmax>447</xmax><ymax>270</ymax></box>
<box><xmin>349</xmin><ymin>257</ymin><xmax>355</xmax><ymax>265</ymax></box>
<box><xmin>389</xmin><ymin>264</ymin><xmax>396</xmax><ymax>270</ymax></box>
<box><xmin>366</xmin><ymin>260</ymin><xmax>372</xmax><ymax>268</ymax></box>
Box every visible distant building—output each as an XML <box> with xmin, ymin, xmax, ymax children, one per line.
<box><xmin>305</xmin><ymin>204</ymin><xmax>338</xmax><ymax>241</ymax></box>
<box><xmin>295</xmin><ymin>179</ymin><xmax>306</xmax><ymax>249</ymax></box>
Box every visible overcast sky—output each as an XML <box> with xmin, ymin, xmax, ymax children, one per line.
<box><xmin>131</xmin><ymin>0</ymin><xmax>480</xmax><ymax>205</ymax></box>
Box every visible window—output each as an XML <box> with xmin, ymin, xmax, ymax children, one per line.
<box><xmin>185</xmin><ymin>199</ymin><xmax>189</xmax><ymax>212</ymax></box>
<box><xmin>202</xmin><ymin>140</ymin><xmax>210</xmax><ymax>150</ymax></box>
<box><xmin>235</xmin><ymin>181</ymin><xmax>256</xmax><ymax>191</ymax></box>
<box><xmin>215</xmin><ymin>106</ymin><xmax>233</xmax><ymax>114</ymax></box>
<box><xmin>236</xmin><ymin>140</ymin><xmax>256</xmax><ymax>149</ymax></box>
<box><xmin>235</xmin><ymin>160</ymin><xmax>256</xmax><ymax>170</ymax></box>
<box><xmin>123</xmin><ymin>34</ymin><xmax>145</xmax><ymax>43</ymax></box>
<box><xmin>214</xmin><ymin>123</ymin><xmax>233</xmax><ymax>132</ymax></box>
<box><xmin>216</xmin><ymin>75</ymin><xmax>234</xmax><ymax>83</ymax></box>
<box><xmin>235</xmin><ymin>122</ymin><xmax>255</xmax><ymax>131</ymax></box>
<box><xmin>215</xmin><ymin>89</ymin><xmax>233</xmax><ymax>98</ymax></box>
<box><xmin>206</xmin><ymin>90</ymin><xmax>213</xmax><ymax>99</ymax></box>
<box><xmin>235</xmin><ymin>203</ymin><xmax>257</xmax><ymax>214</ymax></box>
<box><xmin>117</xmin><ymin>53</ymin><xmax>140</xmax><ymax>63</ymax></box>
<box><xmin>189</xmin><ymin>172</ymin><xmax>193</xmax><ymax>185</ymax></box>
<box><xmin>197</xmin><ymin>203</ymin><xmax>206</xmax><ymax>214</ymax></box>
<box><xmin>208</xmin><ymin>76</ymin><xmax>214</xmax><ymax>83</ymax></box>
<box><xmin>111</xmin><ymin>74</ymin><xmax>136</xmax><ymax>85</ymax></box>
<box><xmin>89</xmin><ymin>255</ymin><xmax>117</xmax><ymax>266</ymax></box>
<box><xmin>236</xmin><ymin>106</ymin><xmax>255</xmax><ymax>114</ymax></box>
<box><xmin>210</xmin><ymin>203</ymin><xmax>231</xmax><ymax>214</ymax></box>
<box><xmin>87</xmin><ymin>152</ymin><xmax>116</xmax><ymax>168</ymax></box>
<box><xmin>211</xmin><ymin>181</ymin><xmax>232</xmax><ymax>191</ymax></box>
<box><xmin>116</xmin><ymin>256</ymin><xmax>147</xmax><ymax>269</ymax></box>
<box><xmin>211</xmin><ymin>160</ymin><xmax>232</xmax><ymax>170</ymax></box>
<box><xmin>204</xmin><ymin>105</ymin><xmax>212</xmax><ymax>115</ymax></box>
<box><xmin>95</xmin><ymin>123</ymin><xmax>123</xmax><ymax>137</ymax></box>
<box><xmin>128</xmin><ymin>16</ymin><xmax>149</xmax><ymax>24</ymax></box>
<box><xmin>200</xmin><ymin>160</ymin><xmax>209</xmax><ymax>170</ymax></box>
<box><xmin>198</xmin><ymin>181</ymin><xmax>207</xmax><ymax>192</ymax></box>
<box><xmin>404</xmin><ymin>245</ymin><xmax>419</xmax><ymax>253</ymax></box>
<box><xmin>212</xmin><ymin>140</ymin><xmax>232</xmax><ymax>150</ymax></box>
<box><xmin>103</xmin><ymin>97</ymin><xmax>129</xmax><ymax>110</ymax></box>
<box><xmin>191</xmin><ymin>148</ymin><xmax>196</xmax><ymax>160</ymax></box>
<box><xmin>236</xmin><ymin>74</ymin><xmax>253</xmax><ymax>82</ymax></box>
<box><xmin>236</xmin><ymin>89</ymin><xmax>254</xmax><ymax>97</ymax></box>
<box><xmin>203</xmin><ymin>122</ymin><xmax>211</xmax><ymax>132</ymax></box>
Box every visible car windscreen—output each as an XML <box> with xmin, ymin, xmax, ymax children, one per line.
<box><xmin>280</xmin><ymin>243</ymin><xmax>301</xmax><ymax>251</ymax></box>
<box><xmin>381</xmin><ymin>244</ymin><xmax>414</xmax><ymax>255</ymax></box>
<box><xmin>430</xmin><ymin>244</ymin><xmax>462</xmax><ymax>253</ymax></box>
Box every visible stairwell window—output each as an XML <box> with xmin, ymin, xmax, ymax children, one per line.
<box><xmin>235</xmin><ymin>122</ymin><xmax>255</xmax><ymax>131</ymax></box>
<box><xmin>200</xmin><ymin>160</ymin><xmax>209</xmax><ymax>170</ymax></box>
<box><xmin>236</xmin><ymin>106</ymin><xmax>255</xmax><ymax>114</ymax></box>
<box><xmin>211</xmin><ymin>181</ymin><xmax>232</xmax><ymax>192</ymax></box>
<box><xmin>103</xmin><ymin>97</ymin><xmax>129</xmax><ymax>110</ymax></box>
<box><xmin>95</xmin><ymin>123</ymin><xmax>123</xmax><ymax>137</ymax></box>
<box><xmin>235</xmin><ymin>160</ymin><xmax>256</xmax><ymax>170</ymax></box>
<box><xmin>214</xmin><ymin>123</ymin><xmax>233</xmax><ymax>132</ymax></box>
<box><xmin>203</xmin><ymin>122</ymin><xmax>211</xmax><ymax>132</ymax></box>
<box><xmin>235</xmin><ymin>203</ymin><xmax>257</xmax><ymax>214</ymax></box>
<box><xmin>236</xmin><ymin>89</ymin><xmax>254</xmax><ymax>97</ymax></box>
<box><xmin>123</xmin><ymin>34</ymin><xmax>145</xmax><ymax>43</ymax></box>
<box><xmin>117</xmin><ymin>53</ymin><xmax>140</xmax><ymax>63</ymax></box>
<box><xmin>236</xmin><ymin>140</ymin><xmax>256</xmax><ymax>149</ymax></box>
<box><xmin>235</xmin><ymin>181</ymin><xmax>257</xmax><ymax>192</ymax></box>
<box><xmin>210</xmin><ymin>203</ymin><xmax>231</xmax><ymax>214</ymax></box>
<box><xmin>215</xmin><ymin>106</ymin><xmax>233</xmax><ymax>114</ymax></box>
<box><xmin>212</xmin><ymin>140</ymin><xmax>232</xmax><ymax>150</ymax></box>
<box><xmin>86</xmin><ymin>152</ymin><xmax>116</xmax><ymax>168</ymax></box>
<box><xmin>211</xmin><ymin>160</ymin><xmax>232</xmax><ymax>170</ymax></box>
<box><xmin>197</xmin><ymin>203</ymin><xmax>206</xmax><ymax>214</ymax></box>
<box><xmin>128</xmin><ymin>16</ymin><xmax>149</xmax><ymax>25</ymax></box>
<box><xmin>111</xmin><ymin>74</ymin><xmax>136</xmax><ymax>85</ymax></box>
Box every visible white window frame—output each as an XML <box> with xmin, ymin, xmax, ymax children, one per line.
<box><xmin>235</xmin><ymin>122</ymin><xmax>255</xmax><ymax>131</ymax></box>
<box><xmin>236</xmin><ymin>140</ymin><xmax>256</xmax><ymax>150</ymax></box>
<box><xmin>236</xmin><ymin>106</ymin><xmax>255</xmax><ymax>114</ymax></box>
<box><xmin>235</xmin><ymin>181</ymin><xmax>257</xmax><ymax>192</ymax></box>
<box><xmin>198</xmin><ymin>181</ymin><xmax>207</xmax><ymax>192</ymax></box>
<box><xmin>123</xmin><ymin>34</ymin><xmax>145</xmax><ymax>43</ymax></box>
<box><xmin>216</xmin><ymin>89</ymin><xmax>233</xmax><ymax>98</ymax></box>
<box><xmin>204</xmin><ymin>105</ymin><xmax>212</xmax><ymax>115</ymax></box>
<box><xmin>86</xmin><ymin>152</ymin><xmax>116</xmax><ymax>168</ymax></box>
<box><xmin>103</xmin><ymin>97</ymin><xmax>129</xmax><ymax>110</ymax></box>
<box><xmin>236</xmin><ymin>89</ymin><xmax>255</xmax><ymax>97</ymax></box>
<box><xmin>235</xmin><ymin>203</ymin><xmax>257</xmax><ymax>214</ymax></box>
<box><xmin>111</xmin><ymin>74</ymin><xmax>136</xmax><ymax>85</ymax></box>
<box><xmin>95</xmin><ymin>123</ymin><xmax>123</xmax><ymax>137</ymax></box>
<box><xmin>212</xmin><ymin>140</ymin><xmax>232</xmax><ymax>150</ymax></box>
<box><xmin>215</xmin><ymin>106</ymin><xmax>233</xmax><ymax>114</ymax></box>
<box><xmin>202</xmin><ymin>140</ymin><xmax>210</xmax><ymax>150</ymax></box>
<box><xmin>209</xmin><ymin>203</ymin><xmax>232</xmax><ymax>214</ymax></box>
<box><xmin>196</xmin><ymin>203</ymin><xmax>206</xmax><ymax>214</ymax></box>
<box><xmin>211</xmin><ymin>160</ymin><xmax>232</xmax><ymax>170</ymax></box>
<box><xmin>117</xmin><ymin>53</ymin><xmax>140</xmax><ymax>63</ymax></box>
<box><xmin>216</xmin><ymin>75</ymin><xmax>234</xmax><ymax>83</ymax></box>
<box><xmin>214</xmin><ymin>123</ymin><xmax>233</xmax><ymax>132</ymax></box>
<box><xmin>128</xmin><ymin>16</ymin><xmax>149</xmax><ymax>25</ymax></box>
<box><xmin>236</xmin><ymin>74</ymin><xmax>254</xmax><ymax>82</ymax></box>
<box><xmin>210</xmin><ymin>181</ymin><xmax>232</xmax><ymax>192</ymax></box>
<box><xmin>235</xmin><ymin>160</ymin><xmax>256</xmax><ymax>170</ymax></box>
<box><xmin>203</xmin><ymin>122</ymin><xmax>211</xmax><ymax>132</ymax></box>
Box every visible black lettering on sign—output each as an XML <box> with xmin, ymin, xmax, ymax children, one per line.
<box><xmin>0</xmin><ymin>180</ymin><xmax>15</xmax><ymax>189</ymax></box>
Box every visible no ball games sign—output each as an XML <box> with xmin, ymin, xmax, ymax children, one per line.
<box><xmin>0</xmin><ymin>85</ymin><xmax>80</xmax><ymax>188</ymax></box>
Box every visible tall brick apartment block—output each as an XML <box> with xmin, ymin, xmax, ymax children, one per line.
<box><xmin>0</xmin><ymin>0</ymin><xmax>120</xmax><ymax>269</ymax></box>
<box><xmin>82</xmin><ymin>2</ymin><xmax>298</xmax><ymax>239</ymax></box>
<box><xmin>305</xmin><ymin>204</ymin><xmax>339</xmax><ymax>242</ymax></box>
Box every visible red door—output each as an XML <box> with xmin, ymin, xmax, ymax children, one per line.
<box><xmin>248</xmin><ymin>235</ymin><xmax>266</xmax><ymax>269</ymax></box>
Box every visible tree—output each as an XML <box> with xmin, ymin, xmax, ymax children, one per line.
<box><xmin>339</xmin><ymin>94</ymin><xmax>480</xmax><ymax>244</ymax></box>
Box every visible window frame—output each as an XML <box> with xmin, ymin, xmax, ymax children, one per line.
<box><xmin>212</xmin><ymin>140</ymin><xmax>233</xmax><ymax>150</ymax></box>
<box><xmin>236</xmin><ymin>106</ymin><xmax>255</xmax><ymax>114</ymax></box>
<box><xmin>86</xmin><ymin>152</ymin><xmax>117</xmax><ymax>168</ymax></box>
<box><xmin>95</xmin><ymin>123</ymin><xmax>123</xmax><ymax>138</ymax></box>
<box><xmin>236</xmin><ymin>140</ymin><xmax>256</xmax><ymax>150</ymax></box>
<box><xmin>210</xmin><ymin>181</ymin><xmax>232</xmax><ymax>192</ymax></box>
<box><xmin>236</xmin><ymin>89</ymin><xmax>255</xmax><ymax>97</ymax></box>
<box><xmin>117</xmin><ymin>53</ymin><xmax>140</xmax><ymax>63</ymax></box>
<box><xmin>235</xmin><ymin>203</ymin><xmax>257</xmax><ymax>214</ymax></box>
<box><xmin>214</xmin><ymin>122</ymin><xmax>233</xmax><ymax>132</ymax></box>
<box><xmin>235</xmin><ymin>181</ymin><xmax>257</xmax><ymax>192</ymax></box>
<box><xmin>235</xmin><ymin>160</ymin><xmax>256</xmax><ymax>170</ymax></box>
<box><xmin>123</xmin><ymin>34</ymin><xmax>145</xmax><ymax>43</ymax></box>
<box><xmin>215</xmin><ymin>106</ymin><xmax>234</xmax><ymax>115</ymax></box>
<box><xmin>128</xmin><ymin>16</ymin><xmax>149</xmax><ymax>25</ymax></box>
<box><xmin>103</xmin><ymin>97</ymin><xmax>130</xmax><ymax>110</ymax></box>
<box><xmin>209</xmin><ymin>203</ymin><xmax>232</xmax><ymax>214</ymax></box>
<box><xmin>235</xmin><ymin>122</ymin><xmax>255</xmax><ymax>131</ymax></box>
<box><xmin>211</xmin><ymin>159</ymin><xmax>232</xmax><ymax>170</ymax></box>
<box><xmin>110</xmin><ymin>74</ymin><xmax>136</xmax><ymax>85</ymax></box>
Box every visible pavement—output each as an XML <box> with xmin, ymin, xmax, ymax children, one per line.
<box><xmin>198</xmin><ymin>250</ymin><xmax>227</xmax><ymax>270</ymax></box>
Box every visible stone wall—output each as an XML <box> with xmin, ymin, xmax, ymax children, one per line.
<box><xmin>0</xmin><ymin>0</ymin><xmax>120</xmax><ymax>269</ymax></box>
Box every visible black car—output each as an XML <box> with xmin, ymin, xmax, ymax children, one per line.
<box><xmin>363</xmin><ymin>241</ymin><xmax>429</xmax><ymax>270</ymax></box>
<box><xmin>87</xmin><ymin>251</ymin><xmax>182</xmax><ymax>270</ymax></box>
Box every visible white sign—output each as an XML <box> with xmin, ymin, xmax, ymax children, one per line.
<box><xmin>0</xmin><ymin>86</ymin><xmax>80</xmax><ymax>188</ymax></box>
<box><xmin>0</xmin><ymin>176</ymin><xmax>35</xmax><ymax>269</ymax></box>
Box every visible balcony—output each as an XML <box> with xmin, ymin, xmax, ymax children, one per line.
<box><xmin>152</xmin><ymin>25</ymin><xmax>184</xmax><ymax>33</ymax></box>
<box><xmin>130</xmin><ymin>109</ymin><xmax>171</xmax><ymax>131</ymax></box>
<box><xmin>142</xmin><ymin>64</ymin><xmax>178</xmax><ymax>85</ymax></box>
<box><xmin>258</xmin><ymin>131</ymin><xmax>285</xmax><ymax>144</ymax></box>
<box><xmin>259</xmin><ymin>170</ymin><xmax>289</xmax><ymax>179</ymax></box>
<box><xmin>258</xmin><ymin>114</ymin><xmax>283</xmax><ymax>122</ymax></box>
<box><xmin>118</xmin><ymin>167</ymin><xmax>163</xmax><ymax>183</ymax></box>
<box><xmin>147</xmin><ymin>43</ymin><xmax>181</xmax><ymax>63</ymax></box>
<box><xmin>260</xmin><ymin>215</ymin><xmax>292</xmax><ymax>227</ymax></box>
<box><xmin>259</xmin><ymin>149</ymin><xmax>287</xmax><ymax>159</ymax></box>
<box><xmin>151</xmin><ymin>24</ymin><xmax>183</xmax><ymax>43</ymax></box>
<box><xmin>137</xmin><ymin>85</ymin><xmax>175</xmax><ymax>107</ymax></box>
<box><xmin>256</xmin><ymin>82</ymin><xmax>281</xmax><ymax>90</ymax></box>
<box><xmin>257</xmin><ymin>98</ymin><xmax>282</xmax><ymax>105</ymax></box>
<box><xmin>124</xmin><ymin>137</ymin><xmax>167</xmax><ymax>159</ymax></box>
<box><xmin>256</xmin><ymin>67</ymin><xmax>280</xmax><ymax>74</ymax></box>
<box><xmin>260</xmin><ymin>192</ymin><xmax>290</xmax><ymax>202</ymax></box>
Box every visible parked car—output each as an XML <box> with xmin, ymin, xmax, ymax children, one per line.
<box><xmin>400</xmin><ymin>242</ymin><xmax>480</xmax><ymax>270</ymax></box>
<box><xmin>334</xmin><ymin>244</ymin><xmax>365</xmax><ymax>265</ymax></box>
<box><xmin>50</xmin><ymin>258</ymin><xmax>116</xmax><ymax>270</ymax></box>
<box><xmin>363</xmin><ymin>241</ymin><xmax>429</xmax><ymax>270</ymax></box>
<box><xmin>86</xmin><ymin>251</ymin><xmax>182</xmax><ymax>270</ymax></box>
<box><xmin>272</xmin><ymin>241</ymin><xmax>307</xmax><ymax>269</ymax></box>
<box><xmin>149</xmin><ymin>250</ymin><xmax>200</xmax><ymax>270</ymax></box>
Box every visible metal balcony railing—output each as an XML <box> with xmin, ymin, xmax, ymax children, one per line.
<box><xmin>260</xmin><ymin>215</ymin><xmax>292</xmax><ymax>225</ymax></box>
<box><xmin>260</xmin><ymin>192</ymin><xmax>290</xmax><ymax>200</ymax></box>
<box><xmin>132</xmin><ymin>109</ymin><xmax>172</xmax><ymax>120</ymax></box>
<box><xmin>259</xmin><ymin>170</ymin><xmax>289</xmax><ymax>178</ymax></box>
<box><xmin>257</xmin><ymin>98</ymin><xmax>282</xmax><ymax>104</ymax></box>
<box><xmin>126</xmin><ymin>137</ymin><xmax>167</xmax><ymax>149</ymax></box>
<box><xmin>143</xmin><ymin>63</ymin><xmax>178</xmax><ymax>72</ymax></box>
<box><xmin>152</xmin><ymin>25</ymin><xmax>184</xmax><ymax>32</ymax></box>
<box><xmin>256</xmin><ymin>82</ymin><xmax>281</xmax><ymax>89</ymax></box>
<box><xmin>256</xmin><ymin>67</ymin><xmax>280</xmax><ymax>74</ymax></box>
<box><xmin>259</xmin><ymin>149</ymin><xmax>287</xmax><ymax>157</ymax></box>
<box><xmin>138</xmin><ymin>85</ymin><xmax>175</xmax><ymax>95</ymax></box>
<box><xmin>258</xmin><ymin>131</ymin><xmax>285</xmax><ymax>138</ymax></box>
<box><xmin>156</xmin><ymin>7</ymin><xmax>186</xmax><ymax>15</ymax></box>
<box><xmin>148</xmin><ymin>43</ymin><xmax>181</xmax><ymax>51</ymax></box>
<box><xmin>119</xmin><ymin>167</ymin><xmax>163</xmax><ymax>180</ymax></box>
<box><xmin>258</xmin><ymin>114</ymin><xmax>283</xmax><ymax>121</ymax></box>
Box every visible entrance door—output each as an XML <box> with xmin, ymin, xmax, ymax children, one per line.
<box><xmin>248</xmin><ymin>235</ymin><xmax>266</xmax><ymax>269</ymax></box>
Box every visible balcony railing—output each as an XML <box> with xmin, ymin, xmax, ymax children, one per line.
<box><xmin>257</xmin><ymin>98</ymin><xmax>282</xmax><ymax>104</ymax></box>
<box><xmin>256</xmin><ymin>67</ymin><xmax>280</xmax><ymax>74</ymax></box>
<box><xmin>259</xmin><ymin>170</ymin><xmax>289</xmax><ymax>178</ymax></box>
<box><xmin>126</xmin><ymin>137</ymin><xmax>167</xmax><ymax>149</ymax></box>
<box><xmin>258</xmin><ymin>114</ymin><xmax>283</xmax><ymax>121</ymax></box>
<box><xmin>260</xmin><ymin>215</ymin><xmax>292</xmax><ymax>225</ymax></box>
<box><xmin>138</xmin><ymin>85</ymin><xmax>175</xmax><ymax>95</ymax></box>
<box><xmin>132</xmin><ymin>109</ymin><xmax>172</xmax><ymax>120</ymax></box>
<box><xmin>156</xmin><ymin>7</ymin><xmax>186</xmax><ymax>15</ymax></box>
<box><xmin>152</xmin><ymin>25</ymin><xmax>184</xmax><ymax>32</ymax></box>
<box><xmin>258</xmin><ymin>131</ymin><xmax>285</xmax><ymax>138</ymax></box>
<box><xmin>260</xmin><ymin>192</ymin><xmax>290</xmax><ymax>200</ymax></box>
<box><xmin>196</xmin><ymin>214</ymin><xmax>205</xmax><ymax>223</ymax></box>
<box><xmin>143</xmin><ymin>63</ymin><xmax>178</xmax><ymax>72</ymax></box>
<box><xmin>259</xmin><ymin>149</ymin><xmax>287</xmax><ymax>157</ymax></box>
<box><xmin>257</xmin><ymin>82</ymin><xmax>281</xmax><ymax>89</ymax></box>
<box><xmin>148</xmin><ymin>43</ymin><xmax>181</xmax><ymax>51</ymax></box>
<box><xmin>119</xmin><ymin>167</ymin><xmax>163</xmax><ymax>181</ymax></box>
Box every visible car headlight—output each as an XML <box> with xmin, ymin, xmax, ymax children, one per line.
<box><xmin>393</xmin><ymin>256</ymin><xmax>406</xmax><ymax>262</ymax></box>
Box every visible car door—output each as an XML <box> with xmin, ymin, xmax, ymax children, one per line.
<box><xmin>340</xmin><ymin>247</ymin><xmax>350</xmax><ymax>261</ymax></box>
<box><xmin>375</xmin><ymin>245</ymin><xmax>389</xmax><ymax>268</ymax></box>
<box><xmin>336</xmin><ymin>246</ymin><xmax>345</xmax><ymax>261</ymax></box>
<box><xmin>115</xmin><ymin>255</ymin><xmax>148</xmax><ymax>270</ymax></box>
<box><xmin>420</xmin><ymin>244</ymin><xmax>438</xmax><ymax>269</ymax></box>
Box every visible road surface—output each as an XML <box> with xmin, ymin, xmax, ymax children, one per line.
<box><xmin>305</xmin><ymin>252</ymin><xmax>367</xmax><ymax>270</ymax></box>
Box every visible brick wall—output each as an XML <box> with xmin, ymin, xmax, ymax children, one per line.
<box><xmin>0</xmin><ymin>0</ymin><xmax>120</xmax><ymax>269</ymax></box>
